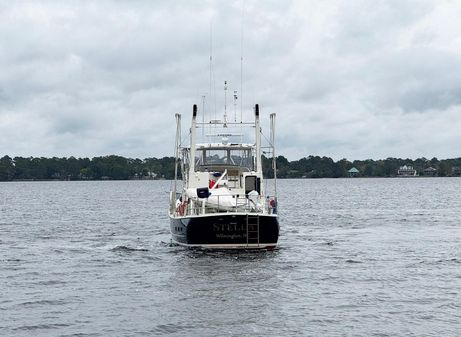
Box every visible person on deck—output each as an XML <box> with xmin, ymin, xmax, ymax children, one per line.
<box><xmin>270</xmin><ymin>197</ymin><xmax>277</xmax><ymax>214</ymax></box>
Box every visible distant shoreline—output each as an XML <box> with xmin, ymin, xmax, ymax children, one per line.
<box><xmin>1</xmin><ymin>155</ymin><xmax>460</xmax><ymax>181</ymax></box>
<box><xmin>2</xmin><ymin>176</ymin><xmax>460</xmax><ymax>183</ymax></box>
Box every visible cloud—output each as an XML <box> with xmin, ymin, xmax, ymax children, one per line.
<box><xmin>1</xmin><ymin>0</ymin><xmax>461</xmax><ymax>160</ymax></box>
<box><xmin>368</xmin><ymin>48</ymin><xmax>461</xmax><ymax>112</ymax></box>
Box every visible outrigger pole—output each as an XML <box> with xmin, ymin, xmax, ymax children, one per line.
<box><xmin>173</xmin><ymin>113</ymin><xmax>181</xmax><ymax>210</ymax></box>
<box><xmin>270</xmin><ymin>113</ymin><xmax>277</xmax><ymax>197</ymax></box>
<box><xmin>189</xmin><ymin>105</ymin><xmax>198</xmax><ymax>178</ymax></box>
<box><xmin>255</xmin><ymin>104</ymin><xmax>262</xmax><ymax>175</ymax></box>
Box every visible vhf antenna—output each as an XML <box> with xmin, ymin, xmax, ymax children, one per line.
<box><xmin>233</xmin><ymin>91</ymin><xmax>238</xmax><ymax>122</ymax></box>
<box><xmin>223</xmin><ymin>80</ymin><xmax>228</xmax><ymax>127</ymax></box>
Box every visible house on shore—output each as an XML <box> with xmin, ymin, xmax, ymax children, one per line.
<box><xmin>348</xmin><ymin>167</ymin><xmax>359</xmax><ymax>177</ymax></box>
<box><xmin>452</xmin><ymin>167</ymin><xmax>461</xmax><ymax>176</ymax></box>
<box><xmin>423</xmin><ymin>167</ymin><xmax>437</xmax><ymax>177</ymax></box>
<box><xmin>397</xmin><ymin>165</ymin><xmax>418</xmax><ymax>177</ymax></box>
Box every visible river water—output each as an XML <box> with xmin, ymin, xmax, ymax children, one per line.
<box><xmin>1</xmin><ymin>178</ymin><xmax>460</xmax><ymax>336</ymax></box>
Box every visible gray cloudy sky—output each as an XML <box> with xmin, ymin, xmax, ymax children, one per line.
<box><xmin>1</xmin><ymin>0</ymin><xmax>461</xmax><ymax>160</ymax></box>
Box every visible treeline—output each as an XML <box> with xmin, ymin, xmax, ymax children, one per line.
<box><xmin>0</xmin><ymin>155</ymin><xmax>175</xmax><ymax>181</ymax></box>
<box><xmin>1</xmin><ymin>155</ymin><xmax>460</xmax><ymax>181</ymax></box>
<box><xmin>262</xmin><ymin>156</ymin><xmax>461</xmax><ymax>178</ymax></box>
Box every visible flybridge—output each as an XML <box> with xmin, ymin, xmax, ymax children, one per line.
<box><xmin>195</xmin><ymin>143</ymin><xmax>253</xmax><ymax>148</ymax></box>
<box><xmin>196</xmin><ymin>121</ymin><xmax>256</xmax><ymax>125</ymax></box>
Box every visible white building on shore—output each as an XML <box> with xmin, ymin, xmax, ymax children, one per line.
<box><xmin>397</xmin><ymin>165</ymin><xmax>418</xmax><ymax>177</ymax></box>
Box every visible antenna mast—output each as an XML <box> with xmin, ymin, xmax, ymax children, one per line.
<box><xmin>209</xmin><ymin>22</ymin><xmax>216</xmax><ymax>122</ymax></box>
<box><xmin>223</xmin><ymin>81</ymin><xmax>228</xmax><ymax>127</ymax></box>
<box><xmin>233</xmin><ymin>91</ymin><xmax>238</xmax><ymax>122</ymax></box>
<box><xmin>240</xmin><ymin>1</ymin><xmax>244</xmax><ymax>123</ymax></box>
<box><xmin>201</xmin><ymin>95</ymin><xmax>206</xmax><ymax>138</ymax></box>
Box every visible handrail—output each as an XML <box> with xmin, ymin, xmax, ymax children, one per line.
<box><xmin>171</xmin><ymin>193</ymin><xmax>278</xmax><ymax>217</ymax></box>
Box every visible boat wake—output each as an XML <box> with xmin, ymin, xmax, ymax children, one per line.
<box><xmin>110</xmin><ymin>245</ymin><xmax>149</xmax><ymax>252</ymax></box>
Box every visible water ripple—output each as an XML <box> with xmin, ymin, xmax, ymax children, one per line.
<box><xmin>2</xmin><ymin>179</ymin><xmax>461</xmax><ymax>336</ymax></box>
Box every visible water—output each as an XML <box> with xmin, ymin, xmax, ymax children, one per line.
<box><xmin>1</xmin><ymin>178</ymin><xmax>460</xmax><ymax>336</ymax></box>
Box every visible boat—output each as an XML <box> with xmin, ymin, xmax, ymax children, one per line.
<box><xmin>168</xmin><ymin>101</ymin><xmax>279</xmax><ymax>250</ymax></box>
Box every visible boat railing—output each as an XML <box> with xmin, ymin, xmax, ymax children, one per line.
<box><xmin>171</xmin><ymin>193</ymin><xmax>278</xmax><ymax>217</ymax></box>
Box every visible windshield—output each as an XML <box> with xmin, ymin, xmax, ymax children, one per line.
<box><xmin>196</xmin><ymin>148</ymin><xmax>254</xmax><ymax>171</ymax></box>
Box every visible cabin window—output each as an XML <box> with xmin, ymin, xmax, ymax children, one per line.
<box><xmin>197</xmin><ymin>148</ymin><xmax>255</xmax><ymax>171</ymax></box>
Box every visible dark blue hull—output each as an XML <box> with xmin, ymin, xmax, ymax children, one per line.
<box><xmin>169</xmin><ymin>213</ymin><xmax>279</xmax><ymax>249</ymax></box>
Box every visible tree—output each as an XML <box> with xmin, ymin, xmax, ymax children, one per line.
<box><xmin>0</xmin><ymin>156</ymin><xmax>15</xmax><ymax>181</ymax></box>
